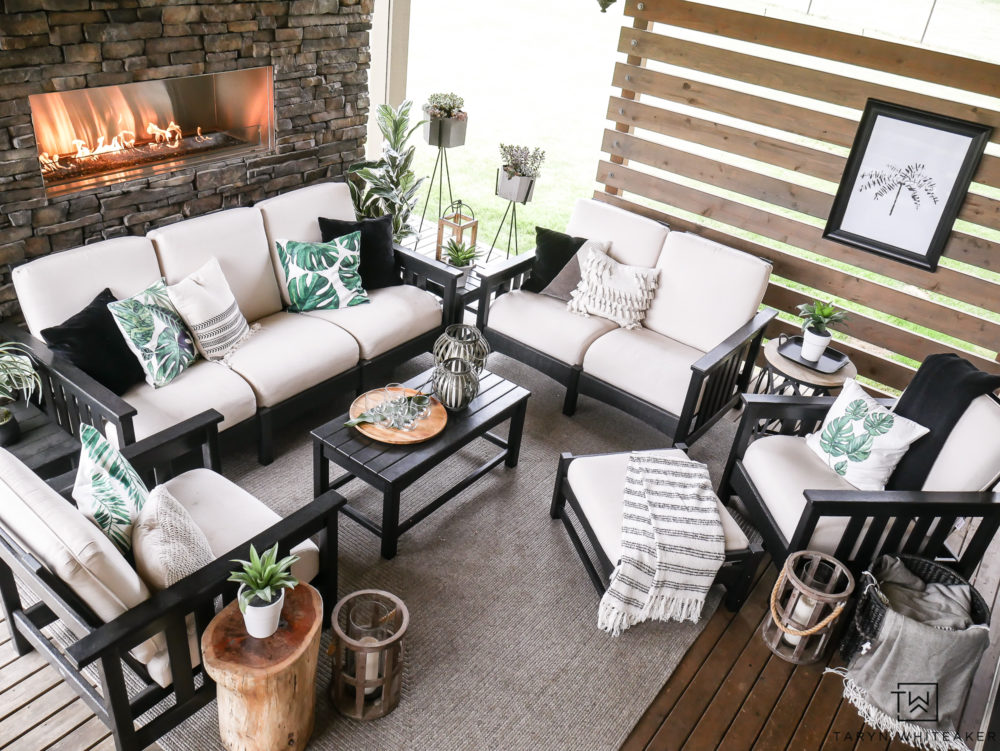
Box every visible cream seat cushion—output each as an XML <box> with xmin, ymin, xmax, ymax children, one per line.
<box><xmin>149</xmin><ymin>207</ymin><xmax>283</xmax><ymax>323</ymax></box>
<box><xmin>304</xmin><ymin>285</ymin><xmax>441</xmax><ymax>360</ymax></box>
<box><xmin>565</xmin><ymin>198</ymin><xmax>669</xmax><ymax>268</ymax></box>
<box><xmin>225</xmin><ymin>311</ymin><xmax>360</xmax><ymax>408</ymax></box>
<box><xmin>115</xmin><ymin>359</ymin><xmax>258</xmax><ymax>442</ymax></box>
<box><xmin>566</xmin><ymin>449</ymin><xmax>749</xmax><ymax>564</ymax></box>
<box><xmin>162</xmin><ymin>468</ymin><xmax>319</xmax><ymax>585</ymax></box>
<box><xmin>922</xmin><ymin>394</ymin><xmax>1000</xmax><ymax>491</ymax></box>
<box><xmin>582</xmin><ymin>327</ymin><xmax>705</xmax><ymax>415</ymax></box>
<box><xmin>643</xmin><ymin>232</ymin><xmax>771</xmax><ymax>353</ymax></box>
<box><xmin>742</xmin><ymin>434</ymin><xmax>861</xmax><ymax>551</ymax></box>
<box><xmin>0</xmin><ymin>449</ymin><xmax>163</xmax><ymax>664</ymax></box>
<box><xmin>488</xmin><ymin>290</ymin><xmax>617</xmax><ymax>366</ymax></box>
<box><xmin>12</xmin><ymin>236</ymin><xmax>161</xmax><ymax>339</ymax></box>
<box><xmin>255</xmin><ymin>182</ymin><xmax>356</xmax><ymax>305</ymax></box>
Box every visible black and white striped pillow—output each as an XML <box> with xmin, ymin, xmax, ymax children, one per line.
<box><xmin>167</xmin><ymin>258</ymin><xmax>253</xmax><ymax>362</ymax></box>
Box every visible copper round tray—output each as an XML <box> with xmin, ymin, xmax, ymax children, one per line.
<box><xmin>347</xmin><ymin>387</ymin><xmax>447</xmax><ymax>445</ymax></box>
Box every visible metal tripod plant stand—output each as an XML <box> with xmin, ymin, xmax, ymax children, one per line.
<box><xmin>486</xmin><ymin>200</ymin><xmax>520</xmax><ymax>262</ymax></box>
<box><xmin>416</xmin><ymin>146</ymin><xmax>453</xmax><ymax>250</ymax></box>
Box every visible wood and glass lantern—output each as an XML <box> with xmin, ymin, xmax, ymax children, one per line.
<box><xmin>436</xmin><ymin>200</ymin><xmax>478</xmax><ymax>261</ymax></box>
<box><xmin>330</xmin><ymin>589</ymin><xmax>409</xmax><ymax>720</ymax></box>
<box><xmin>761</xmin><ymin>550</ymin><xmax>854</xmax><ymax>665</ymax></box>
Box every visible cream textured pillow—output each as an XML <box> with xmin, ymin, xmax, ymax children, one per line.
<box><xmin>166</xmin><ymin>257</ymin><xmax>253</xmax><ymax>362</ymax></box>
<box><xmin>566</xmin><ymin>245</ymin><xmax>659</xmax><ymax>329</ymax></box>
<box><xmin>132</xmin><ymin>485</ymin><xmax>215</xmax><ymax>590</ymax></box>
<box><xmin>805</xmin><ymin>379</ymin><xmax>929</xmax><ymax>491</ymax></box>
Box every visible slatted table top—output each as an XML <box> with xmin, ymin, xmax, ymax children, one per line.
<box><xmin>312</xmin><ymin>368</ymin><xmax>530</xmax><ymax>485</ymax></box>
<box><xmin>3</xmin><ymin>401</ymin><xmax>79</xmax><ymax>479</ymax></box>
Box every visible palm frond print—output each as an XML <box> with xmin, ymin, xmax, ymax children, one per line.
<box><xmin>857</xmin><ymin>162</ymin><xmax>939</xmax><ymax>216</ymax></box>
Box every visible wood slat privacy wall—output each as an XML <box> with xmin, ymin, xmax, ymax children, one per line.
<box><xmin>596</xmin><ymin>0</ymin><xmax>1000</xmax><ymax>391</ymax></box>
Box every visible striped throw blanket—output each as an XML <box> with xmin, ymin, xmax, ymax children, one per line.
<box><xmin>599</xmin><ymin>452</ymin><xmax>726</xmax><ymax>636</ymax></box>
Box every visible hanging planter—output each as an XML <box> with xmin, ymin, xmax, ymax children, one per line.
<box><xmin>422</xmin><ymin>92</ymin><xmax>468</xmax><ymax>148</ymax></box>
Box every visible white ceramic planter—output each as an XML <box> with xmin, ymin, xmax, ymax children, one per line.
<box><xmin>496</xmin><ymin>171</ymin><xmax>536</xmax><ymax>204</ymax></box>
<box><xmin>450</xmin><ymin>263</ymin><xmax>474</xmax><ymax>289</ymax></box>
<box><xmin>424</xmin><ymin>117</ymin><xmax>467</xmax><ymax>148</ymax></box>
<box><xmin>800</xmin><ymin>327</ymin><xmax>831</xmax><ymax>362</ymax></box>
<box><xmin>239</xmin><ymin>584</ymin><xmax>285</xmax><ymax>639</ymax></box>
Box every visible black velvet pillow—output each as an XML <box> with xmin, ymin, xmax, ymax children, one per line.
<box><xmin>318</xmin><ymin>214</ymin><xmax>401</xmax><ymax>290</ymax></box>
<box><xmin>40</xmin><ymin>288</ymin><xmax>145</xmax><ymax>396</ymax></box>
<box><xmin>519</xmin><ymin>227</ymin><xmax>587</xmax><ymax>294</ymax></box>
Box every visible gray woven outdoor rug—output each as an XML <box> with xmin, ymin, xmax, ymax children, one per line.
<box><xmin>158</xmin><ymin>352</ymin><xmax>739</xmax><ymax>751</ymax></box>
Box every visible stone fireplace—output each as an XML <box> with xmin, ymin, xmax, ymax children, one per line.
<box><xmin>0</xmin><ymin>0</ymin><xmax>372</xmax><ymax>320</ymax></box>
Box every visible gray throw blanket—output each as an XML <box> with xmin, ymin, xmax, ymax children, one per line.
<box><xmin>598</xmin><ymin>451</ymin><xmax>725</xmax><ymax>636</ymax></box>
<box><xmin>835</xmin><ymin>556</ymin><xmax>989</xmax><ymax>751</ymax></box>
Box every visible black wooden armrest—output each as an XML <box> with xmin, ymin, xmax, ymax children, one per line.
<box><xmin>803</xmin><ymin>488</ymin><xmax>1000</xmax><ymax>509</ymax></box>
<box><xmin>0</xmin><ymin>322</ymin><xmax>137</xmax><ymax>433</ymax></box>
<box><xmin>477</xmin><ymin>251</ymin><xmax>536</xmax><ymax>290</ymax></box>
<box><xmin>66</xmin><ymin>488</ymin><xmax>346</xmax><ymax>669</ymax></box>
<box><xmin>394</xmin><ymin>243</ymin><xmax>463</xmax><ymax>284</ymax></box>
<box><xmin>394</xmin><ymin>244</ymin><xmax>461</xmax><ymax>325</ymax></box>
<box><xmin>692</xmin><ymin>309</ymin><xmax>776</xmax><ymax>374</ymax></box>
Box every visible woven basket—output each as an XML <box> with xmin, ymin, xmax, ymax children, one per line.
<box><xmin>840</xmin><ymin>554</ymin><xmax>990</xmax><ymax>662</ymax></box>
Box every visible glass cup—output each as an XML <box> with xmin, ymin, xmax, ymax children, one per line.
<box><xmin>409</xmin><ymin>393</ymin><xmax>431</xmax><ymax>419</ymax></box>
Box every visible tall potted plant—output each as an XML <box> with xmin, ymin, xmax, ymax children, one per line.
<box><xmin>229</xmin><ymin>543</ymin><xmax>299</xmax><ymax>639</ymax></box>
<box><xmin>0</xmin><ymin>342</ymin><xmax>41</xmax><ymax>447</ymax></box>
<box><xmin>423</xmin><ymin>92</ymin><xmax>468</xmax><ymax>148</ymax></box>
<box><xmin>347</xmin><ymin>100</ymin><xmax>426</xmax><ymax>243</ymax></box>
<box><xmin>496</xmin><ymin>144</ymin><xmax>545</xmax><ymax>204</ymax></box>
<box><xmin>796</xmin><ymin>300</ymin><xmax>849</xmax><ymax>362</ymax></box>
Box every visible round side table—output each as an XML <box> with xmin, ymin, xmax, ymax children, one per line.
<box><xmin>202</xmin><ymin>583</ymin><xmax>322</xmax><ymax>751</ymax></box>
<box><xmin>762</xmin><ymin>338</ymin><xmax>857</xmax><ymax>396</ymax></box>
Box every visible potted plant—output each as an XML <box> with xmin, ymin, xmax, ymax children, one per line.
<box><xmin>422</xmin><ymin>92</ymin><xmax>468</xmax><ymax>148</ymax></box>
<box><xmin>442</xmin><ymin>238</ymin><xmax>481</xmax><ymax>289</ymax></box>
<box><xmin>348</xmin><ymin>100</ymin><xmax>426</xmax><ymax>243</ymax></box>
<box><xmin>228</xmin><ymin>543</ymin><xmax>299</xmax><ymax>639</ymax></box>
<box><xmin>496</xmin><ymin>144</ymin><xmax>545</xmax><ymax>204</ymax></box>
<box><xmin>0</xmin><ymin>342</ymin><xmax>41</xmax><ymax>447</ymax></box>
<box><xmin>796</xmin><ymin>300</ymin><xmax>849</xmax><ymax>362</ymax></box>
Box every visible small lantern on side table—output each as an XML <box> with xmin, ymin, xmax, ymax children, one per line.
<box><xmin>436</xmin><ymin>201</ymin><xmax>478</xmax><ymax>262</ymax></box>
<box><xmin>761</xmin><ymin>550</ymin><xmax>854</xmax><ymax>664</ymax></box>
<box><xmin>330</xmin><ymin>589</ymin><xmax>409</xmax><ymax>720</ymax></box>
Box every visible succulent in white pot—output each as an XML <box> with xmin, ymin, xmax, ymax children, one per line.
<box><xmin>0</xmin><ymin>342</ymin><xmax>41</xmax><ymax>447</ymax></box>
<box><xmin>423</xmin><ymin>92</ymin><xmax>468</xmax><ymax>148</ymax></box>
<box><xmin>796</xmin><ymin>300</ymin><xmax>848</xmax><ymax>362</ymax></box>
<box><xmin>229</xmin><ymin>543</ymin><xmax>299</xmax><ymax>639</ymax></box>
<box><xmin>496</xmin><ymin>143</ymin><xmax>545</xmax><ymax>204</ymax></box>
<box><xmin>442</xmin><ymin>238</ymin><xmax>481</xmax><ymax>289</ymax></box>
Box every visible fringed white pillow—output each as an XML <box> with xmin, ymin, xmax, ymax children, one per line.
<box><xmin>566</xmin><ymin>245</ymin><xmax>659</xmax><ymax>329</ymax></box>
<box><xmin>132</xmin><ymin>485</ymin><xmax>214</xmax><ymax>591</ymax></box>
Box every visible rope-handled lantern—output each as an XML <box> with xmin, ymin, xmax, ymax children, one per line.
<box><xmin>761</xmin><ymin>550</ymin><xmax>855</xmax><ymax>665</ymax></box>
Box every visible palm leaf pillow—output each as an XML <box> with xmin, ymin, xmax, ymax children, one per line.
<box><xmin>275</xmin><ymin>232</ymin><xmax>370</xmax><ymax>312</ymax></box>
<box><xmin>805</xmin><ymin>379</ymin><xmax>929</xmax><ymax>491</ymax></box>
<box><xmin>72</xmin><ymin>423</ymin><xmax>150</xmax><ymax>555</ymax></box>
<box><xmin>107</xmin><ymin>279</ymin><xmax>197</xmax><ymax>388</ymax></box>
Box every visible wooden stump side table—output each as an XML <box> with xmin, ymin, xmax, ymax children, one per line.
<box><xmin>202</xmin><ymin>583</ymin><xmax>323</xmax><ymax>751</ymax></box>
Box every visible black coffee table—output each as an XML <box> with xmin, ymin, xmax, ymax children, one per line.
<box><xmin>312</xmin><ymin>368</ymin><xmax>530</xmax><ymax>559</ymax></box>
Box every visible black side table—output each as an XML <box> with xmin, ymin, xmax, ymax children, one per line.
<box><xmin>3</xmin><ymin>400</ymin><xmax>79</xmax><ymax>479</ymax></box>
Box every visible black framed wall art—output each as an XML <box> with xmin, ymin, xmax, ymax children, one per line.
<box><xmin>823</xmin><ymin>99</ymin><xmax>992</xmax><ymax>271</ymax></box>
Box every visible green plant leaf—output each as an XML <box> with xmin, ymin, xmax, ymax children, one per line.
<box><xmin>834</xmin><ymin>460</ymin><xmax>848</xmax><ymax>476</ymax></box>
<box><xmin>819</xmin><ymin>415</ymin><xmax>854</xmax><ymax>458</ymax></box>
<box><xmin>845</xmin><ymin>433</ymin><xmax>873</xmax><ymax>463</ymax></box>
<box><xmin>863</xmin><ymin>411</ymin><xmax>895</xmax><ymax>436</ymax></box>
<box><xmin>844</xmin><ymin>399</ymin><xmax>869</xmax><ymax>420</ymax></box>
<box><xmin>287</xmin><ymin>274</ymin><xmax>336</xmax><ymax>311</ymax></box>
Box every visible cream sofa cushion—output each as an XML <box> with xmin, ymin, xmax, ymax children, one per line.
<box><xmin>582</xmin><ymin>328</ymin><xmax>705</xmax><ymax>415</ymax></box>
<box><xmin>565</xmin><ymin>198</ymin><xmax>668</xmax><ymax>269</ymax></box>
<box><xmin>304</xmin><ymin>285</ymin><xmax>441</xmax><ymax>360</ymax></box>
<box><xmin>643</xmin><ymin>232</ymin><xmax>771</xmax><ymax>353</ymax></box>
<box><xmin>489</xmin><ymin>290</ymin><xmax>617</xmax><ymax>366</ymax></box>
<box><xmin>566</xmin><ymin>449</ymin><xmax>749</xmax><ymax>564</ymax></box>
<box><xmin>114</xmin><ymin>359</ymin><xmax>258</xmax><ymax>443</ymax></box>
<box><xmin>162</xmin><ymin>468</ymin><xmax>319</xmax><ymax>585</ymax></box>
<box><xmin>12</xmin><ymin>237</ymin><xmax>161</xmax><ymax>339</ymax></box>
<box><xmin>149</xmin><ymin>208</ymin><xmax>283</xmax><ymax>323</ymax></box>
<box><xmin>0</xmin><ymin>449</ymin><xmax>163</xmax><ymax>664</ymax></box>
<box><xmin>256</xmin><ymin>182</ymin><xmax>356</xmax><ymax>305</ymax></box>
<box><xmin>225</xmin><ymin>311</ymin><xmax>360</xmax><ymax>408</ymax></box>
<box><xmin>742</xmin><ymin>434</ymin><xmax>858</xmax><ymax>551</ymax></box>
<box><xmin>922</xmin><ymin>394</ymin><xmax>1000</xmax><ymax>491</ymax></box>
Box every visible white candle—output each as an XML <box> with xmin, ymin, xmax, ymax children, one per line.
<box><xmin>782</xmin><ymin>595</ymin><xmax>817</xmax><ymax>647</ymax></box>
<box><xmin>359</xmin><ymin>636</ymin><xmax>379</xmax><ymax>695</ymax></box>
